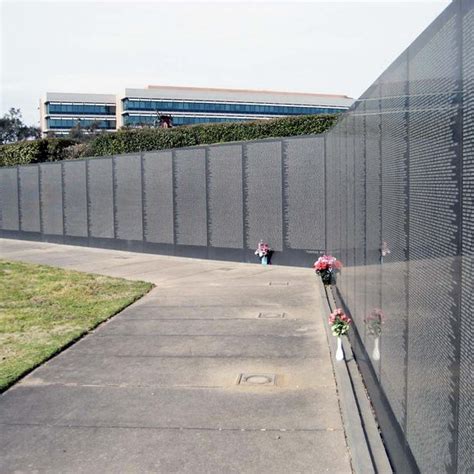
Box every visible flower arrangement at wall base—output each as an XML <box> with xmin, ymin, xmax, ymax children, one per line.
<box><xmin>364</xmin><ymin>308</ymin><xmax>385</xmax><ymax>361</ymax></box>
<box><xmin>313</xmin><ymin>254</ymin><xmax>342</xmax><ymax>285</ymax></box>
<box><xmin>379</xmin><ymin>241</ymin><xmax>391</xmax><ymax>264</ymax></box>
<box><xmin>329</xmin><ymin>308</ymin><xmax>352</xmax><ymax>361</ymax></box>
<box><xmin>255</xmin><ymin>240</ymin><xmax>270</xmax><ymax>265</ymax></box>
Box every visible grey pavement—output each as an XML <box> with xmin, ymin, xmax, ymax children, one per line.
<box><xmin>0</xmin><ymin>239</ymin><xmax>352</xmax><ymax>473</ymax></box>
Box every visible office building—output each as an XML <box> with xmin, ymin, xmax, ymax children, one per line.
<box><xmin>40</xmin><ymin>92</ymin><xmax>117</xmax><ymax>136</ymax></box>
<box><xmin>40</xmin><ymin>85</ymin><xmax>353</xmax><ymax>136</ymax></box>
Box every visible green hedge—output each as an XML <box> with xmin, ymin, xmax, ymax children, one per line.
<box><xmin>0</xmin><ymin>138</ymin><xmax>77</xmax><ymax>167</ymax></box>
<box><xmin>0</xmin><ymin>114</ymin><xmax>338</xmax><ymax>167</ymax></box>
<box><xmin>88</xmin><ymin>114</ymin><xmax>338</xmax><ymax>156</ymax></box>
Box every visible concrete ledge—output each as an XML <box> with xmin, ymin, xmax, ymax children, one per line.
<box><xmin>316</xmin><ymin>281</ymin><xmax>393</xmax><ymax>474</ymax></box>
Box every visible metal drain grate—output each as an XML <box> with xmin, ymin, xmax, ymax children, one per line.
<box><xmin>218</xmin><ymin>268</ymin><xmax>233</xmax><ymax>271</ymax></box>
<box><xmin>258</xmin><ymin>312</ymin><xmax>286</xmax><ymax>319</ymax></box>
<box><xmin>269</xmin><ymin>281</ymin><xmax>289</xmax><ymax>286</ymax></box>
<box><xmin>237</xmin><ymin>373</ymin><xmax>277</xmax><ymax>386</ymax></box>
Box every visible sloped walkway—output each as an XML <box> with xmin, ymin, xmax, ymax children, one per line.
<box><xmin>0</xmin><ymin>239</ymin><xmax>352</xmax><ymax>473</ymax></box>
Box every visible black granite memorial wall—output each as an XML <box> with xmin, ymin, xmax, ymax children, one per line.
<box><xmin>0</xmin><ymin>136</ymin><xmax>325</xmax><ymax>263</ymax></box>
<box><xmin>0</xmin><ymin>0</ymin><xmax>473</xmax><ymax>471</ymax></box>
<box><xmin>331</xmin><ymin>1</ymin><xmax>473</xmax><ymax>472</ymax></box>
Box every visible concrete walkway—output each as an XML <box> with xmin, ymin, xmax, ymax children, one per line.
<box><xmin>0</xmin><ymin>239</ymin><xmax>352</xmax><ymax>473</ymax></box>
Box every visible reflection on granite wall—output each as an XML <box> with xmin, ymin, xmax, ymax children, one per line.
<box><xmin>0</xmin><ymin>0</ymin><xmax>472</xmax><ymax>471</ymax></box>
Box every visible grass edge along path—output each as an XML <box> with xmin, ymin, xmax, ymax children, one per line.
<box><xmin>0</xmin><ymin>260</ymin><xmax>153</xmax><ymax>392</ymax></box>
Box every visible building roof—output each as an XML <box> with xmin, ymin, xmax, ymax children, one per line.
<box><xmin>43</xmin><ymin>87</ymin><xmax>354</xmax><ymax>108</ymax></box>
<box><xmin>45</xmin><ymin>92</ymin><xmax>116</xmax><ymax>104</ymax></box>
<box><xmin>146</xmin><ymin>84</ymin><xmax>351</xmax><ymax>99</ymax></box>
<box><xmin>123</xmin><ymin>85</ymin><xmax>354</xmax><ymax>108</ymax></box>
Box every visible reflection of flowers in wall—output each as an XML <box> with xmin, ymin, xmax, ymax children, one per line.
<box><xmin>364</xmin><ymin>308</ymin><xmax>385</xmax><ymax>337</ymax></box>
<box><xmin>379</xmin><ymin>241</ymin><xmax>390</xmax><ymax>263</ymax></box>
<box><xmin>365</xmin><ymin>308</ymin><xmax>384</xmax><ymax>361</ymax></box>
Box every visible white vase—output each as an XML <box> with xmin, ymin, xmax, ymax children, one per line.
<box><xmin>372</xmin><ymin>336</ymin><xmax>380</xmax><ymax>361</ymax></box>
<box><xmin>335</xmin><ymin>336</ymin><xmax>344</xmax><ymax>361</ymax></box>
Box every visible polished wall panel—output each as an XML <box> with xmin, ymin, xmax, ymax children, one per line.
<box><xmin>174</xmin><ymin>148</ymin><xmax>207</xmax><ymax>246</ymax></box>
<box><xmin>283</xmin><ymin>136</ymin><xmax>325</xmax><ymax>250</ymax></box>
<box><xmin>352</xmin><ymin>104</ymin><xmax>367</xmax><ymax>332</ymax></box>
<box><xmin>338</xmin><ymin>120</ymin><xmax>348</xmax><ymax>276</ymax></box>
<box><xmin>39</xmin><ymin>163</ymin><xmax>63</xmax><ymax>236</ymax></box>
<box><xmin>114</xmin><ymin>154</ymin><xmax>143</xmax><ymax>241</ymax></box>
<box><xmin>142</xmin><ymin>151</ymin><xmax>174</xmax><ymax>244</ymax></box>
<box><xmin>244</xmin><ymin>141</ymin><xmax>283</xmax><ymax>251</ymax></box>
<box><xmin>18</xmin><ymin>166</ymin><xmax>40</xmax><ymax>232</ymax></box>
<box><xmin>63</xmin><ymin>161</ymin><xmax>88</xmax><ymax>237</ymax></box>
<box><xmin>406</xmin><ymin>9</ymin><xmax>460</xmax><ymax>471</ymax></box>
<box><xmin>379</xmin><ymin>56</ymin><xmax>409</xmax><ymax>431</ymax></box>
<box><xmin>342</xmin><ymin>115</ymin><xmax>356</xmax><ymax>321</ymax></box>
<box><xmin>0</xmin><ymin>168</ymin><xmax>19</xmax><ymax>230</ymax></box>
<box><xmin>88</xmin><ymin>158</ymin><xmax>114</xmax><ymax>239</ymax></box>
<box><xmin>364</xmin><ymin>88</ymin><xmax>382</xmax><ymax>375</ymax></box>
<box><xmin>325</xmin><ymin>130</ymin><xmax>339</xmax><ymax>255</ymax></box>
<box><xmin>459</xmin><ymin>2</ymin><xmax>474</xmax><ymax>471</ymax></box>
<box><xmin>207</xmin><ymin>145</ymin><xmax>244</xmax><ymax>249</ymax></box>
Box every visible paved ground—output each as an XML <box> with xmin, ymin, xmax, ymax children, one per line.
<box><xmin>0</xmin><ymin>239</ymin><xmax>352</xmax><ymax>473</ymax></box>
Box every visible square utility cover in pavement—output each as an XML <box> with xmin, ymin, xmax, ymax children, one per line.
<box><xmin>269</xmin><ymin>281</ymin><xmax>289</xmax><ymax>286</ymax></box>
<box><xmin>258</xmin><ymin>312</ymin><xmax>286</xmax><ymax>319</ymax></box>
<box><xmin>238</xmin><ymin>374</ymin><xmax>277</xmax><ymax>386</ymax></box>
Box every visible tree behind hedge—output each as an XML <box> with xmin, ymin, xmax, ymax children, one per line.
<box><xmin>0</xmin><ymin>108</ymin><xmax>40</xmax><ymax>145</ymax></box>
<box><xmin>0</xmin><ymin>138</ymin><xmax>77</xmax><ymax>167</ymax></box>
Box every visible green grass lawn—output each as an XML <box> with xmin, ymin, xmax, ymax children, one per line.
<box><xmin>0</xmin><ymin>260</ymin><xmax>153</xmax><ymax>392</ymax></box>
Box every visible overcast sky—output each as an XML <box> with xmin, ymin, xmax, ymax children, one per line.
<box><xmin>1</xmin><ymin>0</ymin><xmax>450</xmax><ymax>126</ymax></box>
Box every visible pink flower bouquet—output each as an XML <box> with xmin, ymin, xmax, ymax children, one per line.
<box><xmin>313</xmin><ymin>254</ymin><xmax>343</xmax><ymax>285</ymax></box>
<box><xmin>329</xmin><ymin>308</ymin><xmax>352</xmax><ymax>337</ymax></box>
<box><xmin>255</xmin><ymin>241</ymin><xmax>270</xmax><ymax>264</ymax></box>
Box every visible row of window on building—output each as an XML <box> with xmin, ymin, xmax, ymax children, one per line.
<box><xmin>47</xmin><ymin>104</ymin><xmax>116</xmax><ymax>115</ymax></box>
<box><xmin>46</xmin><ymin>100</ymin><xmax>346</xmax><ymax>117</ymax></box>
<box><xmin>47</xmin><ymin>115</ymin><xmax>262</xmax><ymax>129</ymax></box>
<box><xmin>123</xmin><ymin>99</ymin><xmax>345</xmax><ymax>116</ymax></box>
<box><xmin>123</xmin><ymin>115</ymin><xmax>256</xmax><ymax>126</ymax></box>
<box><xmin>47</xmin><ymin>118</ymin><xmax>116</xmax><ymax>129</ymax></box>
